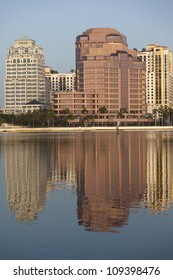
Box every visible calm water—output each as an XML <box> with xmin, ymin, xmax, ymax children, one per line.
<box><xmin>0</xmin><ymin>130</ymin><xmax>173</xmax><ymax>260</ymax></box>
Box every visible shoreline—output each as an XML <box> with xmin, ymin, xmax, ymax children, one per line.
<box><xmin>0</xmin><ymin>125</ymin><xmax>173</xmax><ymax>133</ymax></box>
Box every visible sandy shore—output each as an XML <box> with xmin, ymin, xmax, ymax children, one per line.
<box><xmin>0</xmin><ymin>125</ymin><xmax>173</xmax><ymax>133</ymax></box>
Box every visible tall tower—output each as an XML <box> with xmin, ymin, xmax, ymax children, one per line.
<box><xmin>4</xmin><ymin>36</ymin><xmax>48</xmax><ymax>113</ymax></box>
<box><xmin>138</xmin><ymin>44</ymin><xmax>173</xmax><ymax>113</ymax></box>
<box><xmin>75</xmin><ymin>28</ymin><xmax>146</xmax><ymax>116</ymax></box>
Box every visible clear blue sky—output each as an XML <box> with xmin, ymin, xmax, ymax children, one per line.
<box><xmin>1</xmin><ymin>0</ymin><xmax>173</xmax><ymax>107</ymax></box>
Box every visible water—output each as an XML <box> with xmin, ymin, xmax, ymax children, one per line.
<box><xmin>0</xmin><ymin>130</ymin><xmax>173</xmax><ymax>260</ymax></box>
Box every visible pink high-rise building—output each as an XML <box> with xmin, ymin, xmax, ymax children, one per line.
<box><xmin>52</xmin><ymin>27</ymin><xmax>146</xmax><ymax>120</ymax></box>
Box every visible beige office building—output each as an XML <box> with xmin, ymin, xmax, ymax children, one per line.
<box><xmin>138</xmin><ymin>44</ymin><xmax>173</xmax><ymax>113</ymax></box>
<box><xmin>45</xmin><ymin>67</ymin><xmax>76</xmax><ymax>92</ymax></box>
<box><xmin>4</xmin><ymin>36</ymin><xmax>49</xmax><ymax>113</ymax></box>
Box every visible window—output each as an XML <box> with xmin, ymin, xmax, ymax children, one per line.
<box><xmin>80</xmin><ymin>36</ymin><xmax>88</xmax><ymax>41</ymax></box>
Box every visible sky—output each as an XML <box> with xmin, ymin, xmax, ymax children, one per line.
<box><xmin>1</xmin><ymin>0</ymin><xmax>173</xmax><ymax>107</ymax></box>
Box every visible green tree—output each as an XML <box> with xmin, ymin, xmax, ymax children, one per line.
<box><xmin>36</xmin><ymin>109</ymin><xmax>49</xmax><ymax>127</ymax></box>
<box><xmin>81</xmin><ymin>106</ymin><xmax>89</xmax><ymax>115</ymax></box>
<box><xmin>67</xmin><ymin>113</ymin><xmax>76</xmax><ymax>126</ymax></box>
<box><xmin>81</xmin><ymin>114</ymin><xmax>93</xmax><ymax>127</ymax></box>
<box><xmin>61</xmin><ymin>108</ymin><xmax>71</xmax><ymax>115</ymax></box>
<box><xmin>0</xmin><ymin>117</ymin><xmax>4</xmax><ymax>126</ymax></box>
<box><xmin>116</xmin><ymin>111</ymin><xmax>124</xmax><ymax>119</ymax></box>
<box><xmin>98</xmin><ymin>106</ymin><xmax>108</xmax><ymax>114</ymax></box>
<box><xmin>116</xmin><ymin>111</ymin><xmax>124</xmax><ymax>127</ymax></box>
<box><xmin>157</xmin><ymin>105</ymin><xmax>171</xmax><ymax>126</ymax></box>
<box><xmin>46</xmin><ymin>109</ymin><xmax>56</xmax><ymax>127</ymax></box>
<box><xmin>30</xmin><ymin>110</ymin><xmax>39</xmax><ymax>127</ymax></box>
<box><xmin>81</xmin><ymin>106</ymin><xmax>94</xmax><ymax>126</ymax></box>
<box><xmin>98</xmin><ymin>106</ymin><xmax>108</xmax><ymax>126</ymax></box>
<box><xmin>60</xmin><ymin>108</ymin><xmax>75</xmax><ymax>126</ymax></box>
<box><xmin>152</xmin><ymin>108</ymin><xmax>158</xmax><ymax>126</ymax></box>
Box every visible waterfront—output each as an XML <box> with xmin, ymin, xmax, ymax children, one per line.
<box><xmin>0</xmin><ymin>130</ymin><xmax>173</xmax><ymax>260</ymax></box>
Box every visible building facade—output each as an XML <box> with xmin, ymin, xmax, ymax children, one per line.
<box><xmin>45</xmin><ymin>67</ymin><xmax>76</xmax><ymax>92</ymax></box>
<box><xmin>52</xmin><ymin>27</ymin><xmax>146</xmax><ymax>119</ymax></box>
<box><xmin>138</xmin><ymin>44</ymin><xmax>173</xmax><ymax>113</ymax></box>
<box><xmin>76</xmin><ymin>28</ymin><xmax>146</xmax><ymax>116</ymax></box>
<box><xmin>4</xmin><ymin>36</ymin><xmax>49</xmax><ymax>113</ymax></box>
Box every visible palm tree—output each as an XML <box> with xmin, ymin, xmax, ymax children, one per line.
<box><xmin>98</xmin><ymin>106</ymin><xmax>108</xmax><ymax>114</ymax></box>
<box><xmin>116</xmin><ymin>111</ymin><xmax>124</xmax><ymax>119</ymax></box>
<box><xmin>81</xmin><ymin>106</ymin><xmax>89</xmax><ymax>115</ymax></box>
<box><xmin>60</xmin><ymin>108</ymin><xmax>76</xmax><ymax>126</ymax></box>
<box><xmin>46</xmin><ymin>109</ymin><xmax>56</xmax><ymax>127</ymax></box>
<box><xmin>0</xmin><ymin>117</ymin><xmax>4</xmax><ymax>126</ymax></box>
<box><xmin>81</xmin><ymin>114</ymin><xmax>93</xmax><ymax>127</ymax></box>
<box><xmin>30</xmin><ymin>109</ymin><xmax>41</xmax><ymax>127</ymax></box>
<box><xmin>81</xmin><ymin>106</ymin><xmax>93</xmax><ymax>126</ymax></box>
<box><xmin>98</xmin><ymin>106</ymin><xmax>108</xmax><ymax>126</ymax></box>
<box><xmin>169</xmin><ymin>107</ymin><xmax>173</xmax><ymax>125</ymax></box>
<box><xmin>157</xmin><ymin>105</ymin><xmax>171</xmax><ymax>126</ymax></box>
<box><xmin>67</xmin><ymin>113</ymin><xmax>76</xmax><ymax>126</ymax></box>
<box><xmin>37</xmin><ymin>109</ymin><xmax>48</xmax><ymax>127</ymax></box>
<box><xmin>152</xmin><ymin>108</ymin><xmax>158</xmax><ymax>126</ymax></box>
<box><xmin>116</xmin><ymin>111</ymin><xmax>125</xmax><ymax>127</ymax></box>
<box><xmin>61</xmin><ymin>108</ymin><xmax>71</xmax><ymax>115</ymax></box>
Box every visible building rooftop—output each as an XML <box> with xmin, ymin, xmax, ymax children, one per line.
<box><xmin>84</xmin><ymin>27</ymin><xmax>122</xmax><ymax>35</ymax></box>
<box><xmin>15</xmin><ymin>36</ymin><xmax>35</xmax><ymax>42</ymax></box>
<box><xmin>76</xmin><ymin>27</ymin><xmax>127</xmax><ymax>45</ymax></box>
<box><xmin>26</xmin><ymin>99</ymin><xmax>43</xmax><ymax>105</ymax></box>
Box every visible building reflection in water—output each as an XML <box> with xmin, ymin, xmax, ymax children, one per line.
<box><xmin>76</xmin><ymin>132</ymin><xmax>147</xmax><ymax>232</ymax></box>
<box><xmin>4</xmin><ymin>135</ymin><xmax>51</xmax><ymax>222</ymax></box>
<box><xmin>4</xmin><ymin>134</ymin><xmax>78</xmax><ymax>223</ymax></box>
<box><xmin>144</xmin><ymin>133</ymin><xmax>173</xmax><ymax>213</ymax></box>
<box><xmin>48</xmin><ymin>135</ymin><xmax>77</xmax><ymax>191</ymax></box>
<box><xmin>3</xmin><ymin>131</ymin><xmax>173</xmax><ymax>231</ymax></box>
